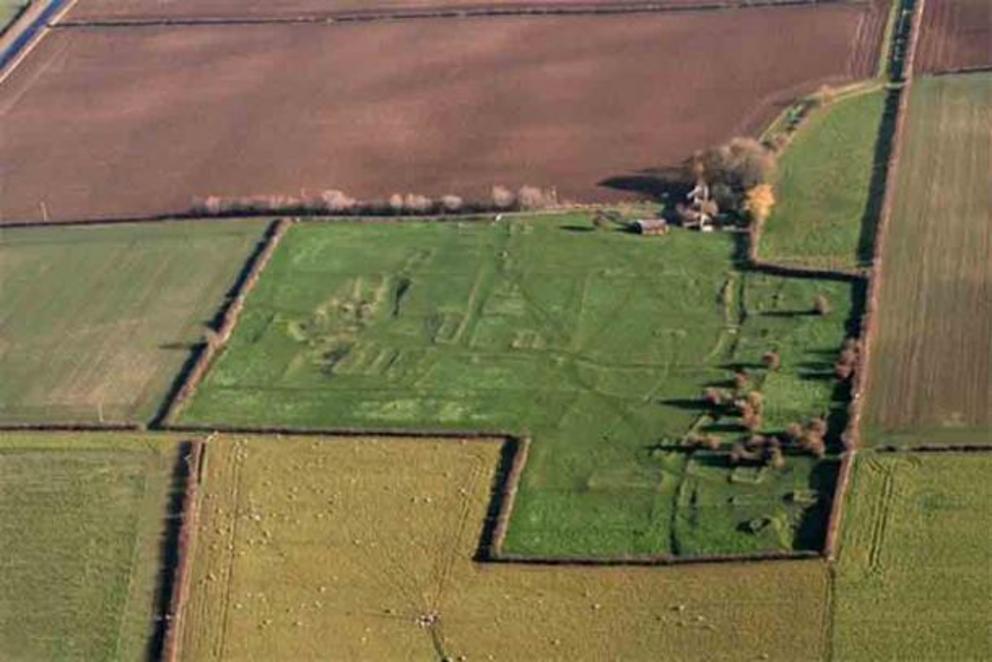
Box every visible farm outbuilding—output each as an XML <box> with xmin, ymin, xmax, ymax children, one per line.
<box><xmin>632</xmin><ymin>219</ymin><xmax>668</xmax><ymax>236</ymax></box>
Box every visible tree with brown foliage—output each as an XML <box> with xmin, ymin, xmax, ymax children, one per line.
<box><xmin>744</xmin><ymin>184</ymin><xmax>776</xmax><ymax>229</ymax></box>
<box><xmin>703</xmin><ymin>387</ymin><xmax>725</xmax><ymax>407</ymax></box>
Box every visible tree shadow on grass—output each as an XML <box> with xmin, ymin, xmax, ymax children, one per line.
<box><xmin>145</xmin><ymin>441</ymin><xmax>195</xmax><ymax>661</ymax></box>
<box><xmin>856</xmin><ymin>88</ymin><xmax>902</xmax><ymax>267</ymax></box>
<box><xmin>794</xmin><ymin>459</ymin><xmax>839</xmax><ymax>551</ymax></box>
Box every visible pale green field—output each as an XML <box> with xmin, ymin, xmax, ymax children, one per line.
<box><xmin>761</xmin><ymin>89</ymin><xmax>888</xmax><ymax>270</ymax></box>
<box><xmin>0</xmin><ymin>219</ymin><xmax>269</xmax><ymax>424</ymax></box>
<box><xmin>0</xmin><ymin>433</ymin><xmax>184</xmax><ymax>660</ymax></box>
<box><xmin>833</xmin><ymin>452</ymin><xmax>992</xmax><ymax>660</ymax></box>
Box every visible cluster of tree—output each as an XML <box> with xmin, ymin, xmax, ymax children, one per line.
<box><xmin>834</xmin><ymin>338</ymin><xmax>861</xmax><ymax>381</ymax></box>
<box><xmin>730</xmin><ymin>435</ymin><xmax>785</xmax><ymax>470</ymax></box>
<box><xmin>682</xmin><ymin>137</ymin><xmax>778</xmax><ymax>227</ymax></box>
<box><xmin>191</xmin><ymin>184</ymin><xmax>558</xmax><ymax>217</ymax></box>
<box><xmin>784</xmin><ymin>418</ymin><xmax>828</xmax><ymax>458</ymax></box>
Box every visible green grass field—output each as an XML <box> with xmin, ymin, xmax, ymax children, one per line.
<box><xmin>760</xmin><ymin>89</ymin><xmax>888</xmax><ymax>271</ymax></box>
<box><xmin>0</xmin><ymin>219</ymin><xmax>269</xmax><ymax>424</ymax></box>
<box><xmin>183</xmin><ymin>215</ymin><xmax>857</xmax><ymax>557</ymax></box>
<box><xmin>862</xmin><ymin>74</ymin><xmax>992</xmax><ymax>446</ymax></box>
<box><xmin>180</xmin><ymin>434</ymin><xmax>830</xmax><ymax>662</ymax></box>
<box><xmin>833</xmin><ymin>452</ymin><xmax>992</xmax><ymax>660</ymax></box>
<box><xmin>0</xmin><ymin>433</ymin><xmax>184</xmax><ymax>660</ymax></box>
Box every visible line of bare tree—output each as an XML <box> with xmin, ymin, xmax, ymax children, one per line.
<box><xmin>191</xmin><ymin>185</ymin><xmax>559</xmax><ymax>217</ymax></box>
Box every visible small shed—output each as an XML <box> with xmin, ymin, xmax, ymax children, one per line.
<box><xmin>632</xmin><ymin>219</ymin><xmax>668</xmax><ymax>236</ymax></box>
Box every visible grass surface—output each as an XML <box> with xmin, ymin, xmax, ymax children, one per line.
<box><xmin>0</xmin><ymin>219</ymin><xmax>270</xmax><ymax>424</ymax></box>
<box><xmin>833</xmin><ymin>452</ymin><xmax>992</xmax><ymax>660</ymax></box>
<box><xmin>180</xmin><ymin>434</ymin><xmax>830</xmax><ymax>662</ymax></box>
<box><xmin>862</xmin><ymin>74</ymin><xmax>992</xmax><ymax>446</ymax></box>
<box><xmin>760</xmin><ymin>89</ymin><xmax>888</xmax><ymax>270</ymax></box>
<box><xmin>0</xmin><ymin>433</ymin><xmax>183</xmax><ymax>660</ymax></box>
<box><xmin>183</xmin><ymin>215</ymin><xmax>857</xmax><ymax>557</ymax></box>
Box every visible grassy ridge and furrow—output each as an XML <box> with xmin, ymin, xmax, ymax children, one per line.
<box><xmin>180</xmin><ymin>434</ymin><xmax>830</xmax><ymax>662</ymax></box>
<box><xmin>0</xmin><ymin>219</ymin><xmax>270</xmax><ymax>424</ymax></box>
<box><xmin>833</xmin><ymin>453</ymin><xmax>992</xmax><ymax>660</ymax></box>
<box><xmin>0</xmin><ymin>433</ymin><xmax>184</xmax><ymax>660</ymax></box>
<box><xmin>760</xmin><ymin>89</ymin><xmax>888</xmax><ymax>271</ymax></box>
<box><xmin>862</xmin><ymin>74</ymin><xmax>992</xmax><ymax>446</ymax></box>
<box><xmin>183</xmin><ymin>215</ymin><xmax>856</xmax><ymax>557</ymax></box>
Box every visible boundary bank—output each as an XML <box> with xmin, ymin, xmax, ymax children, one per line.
<box><xmin>927</xmin><ymin>64</ymin><xmax>992</xmax><ymax>78</ymax></box>
<box><xmin>159</xmin><ymin>439</ymin><xmax>205</xmax><ymax>662</ymax></box>
<box><xmin>155</xmin><ymin>218</ymin><xmax>290</xmax><ymax>426</ymax></box>
<box><xmin>55</xmin><ymin>0</ymin><xmax>874</xmax><ymax>28</ymax></box>
<box><xmin>0</xmin><ymin>204</ymin><xmax>604</xmax><ymax>230</ymax></box>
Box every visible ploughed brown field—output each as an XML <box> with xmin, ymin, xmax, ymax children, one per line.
<box><xmin>64</xmin><ymin>0</ymin><xmax>811</xmax><ymax>22</ymax></box>
<box><xmin>916</xmin><ymin>0</ymin><xmax>992</xmax><ymax>73</ymax></box>
<box><xmin>1</xmin><ymin>4</ymin><xmax>887</xmax><ymax>222</ymax></box>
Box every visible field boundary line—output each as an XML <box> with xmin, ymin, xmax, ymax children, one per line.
<box><xmin>155</xmin><ymin>218</ymin><xmax>290</xmax><ymax>427</ymax></box>
<box><xmin>160</xmin><ymin>439</ymin><xmax>206</xmax><ymax>662</ymax></box>
<box><xmin>0</xmin><ymin>0</ymin><xmax>79</xmax><ymax>87</ymax></box>
<box><xmin>54</xmin><ymin>0</ymin><xmax>875</xmax><ymax>29</ymax></box>
<box><xmin>0</xmin><ymin>202</ymin><xmax>617</xmax><ymax>229</ymax></box>
<box><xmin>874</xmin><ymin>444</ymin><xmax>992</xmax><ymax>454</ymax></box>
<box><xmin>926</xmin><ymin>64</ymin><xmax>992</xmax><ymax>78</ymax></box>
<box><xmin>847</xmin><ymin>0</ymin><xmax>923</xmax><ymax>452</ymax></box>
<box><xmin>482</xmin><ymin>436</ymin><xmax>531</xmax><ymax>559</ymax></box>
<box><xmin>822</xmin><ymin>450</ymin><xmax>855</xmax><ymax>561</ymax></box>
<box><xmin>0</xmin><ymin>421</ymin><xmax>142</xmax><ymax>431</ymax></box>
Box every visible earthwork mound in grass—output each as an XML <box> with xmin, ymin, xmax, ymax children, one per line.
<box><xmin>182</xmin><ymin>214</ymin><xmax>860</xmax><ymax>557</ymax></box>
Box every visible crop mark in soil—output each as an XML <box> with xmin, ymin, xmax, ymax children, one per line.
<box><xmin>865</xmin><ymin>459</ymin><xmax>897</xmax><ymax>574</ymax></box>
<box><xmin>393</xmin><ymin>276</ymin><xmax>412</xmax><ymax>318</ymax></box>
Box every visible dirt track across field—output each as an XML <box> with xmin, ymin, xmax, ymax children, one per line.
<box><xmin>1</xmin><ymin>4</ymin><xmax>887</xmax><ymax>223</ymax></box>
<box><xmin>916</xmin><ymin>0</ymin><xmax>992</xmax><ymax>73</ymax></box>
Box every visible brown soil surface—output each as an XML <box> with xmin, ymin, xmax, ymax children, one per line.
<box><xmin>64</xmin><ymin>0</ymin><xmax>816</xmax><ymax>22</ymax></box>
<box><xmin>1</xmin><ymin>5</ymin><xmax>887</xmax><ymax>223</ymax></box>
<box><xmin>916</xmin><ymin>0</ymin><xmax>992</xmax><ymax>73</ymax></box>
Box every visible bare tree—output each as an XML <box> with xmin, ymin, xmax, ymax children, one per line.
<box><xmin>441</xmin><ymin>194</ymin><xmax>463</xmax><ymax>212</ymax></box>
<box><xmin>491</xmin><ymin>185</ymin><xmax>516</xmax><ymax>210</ymax></box>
